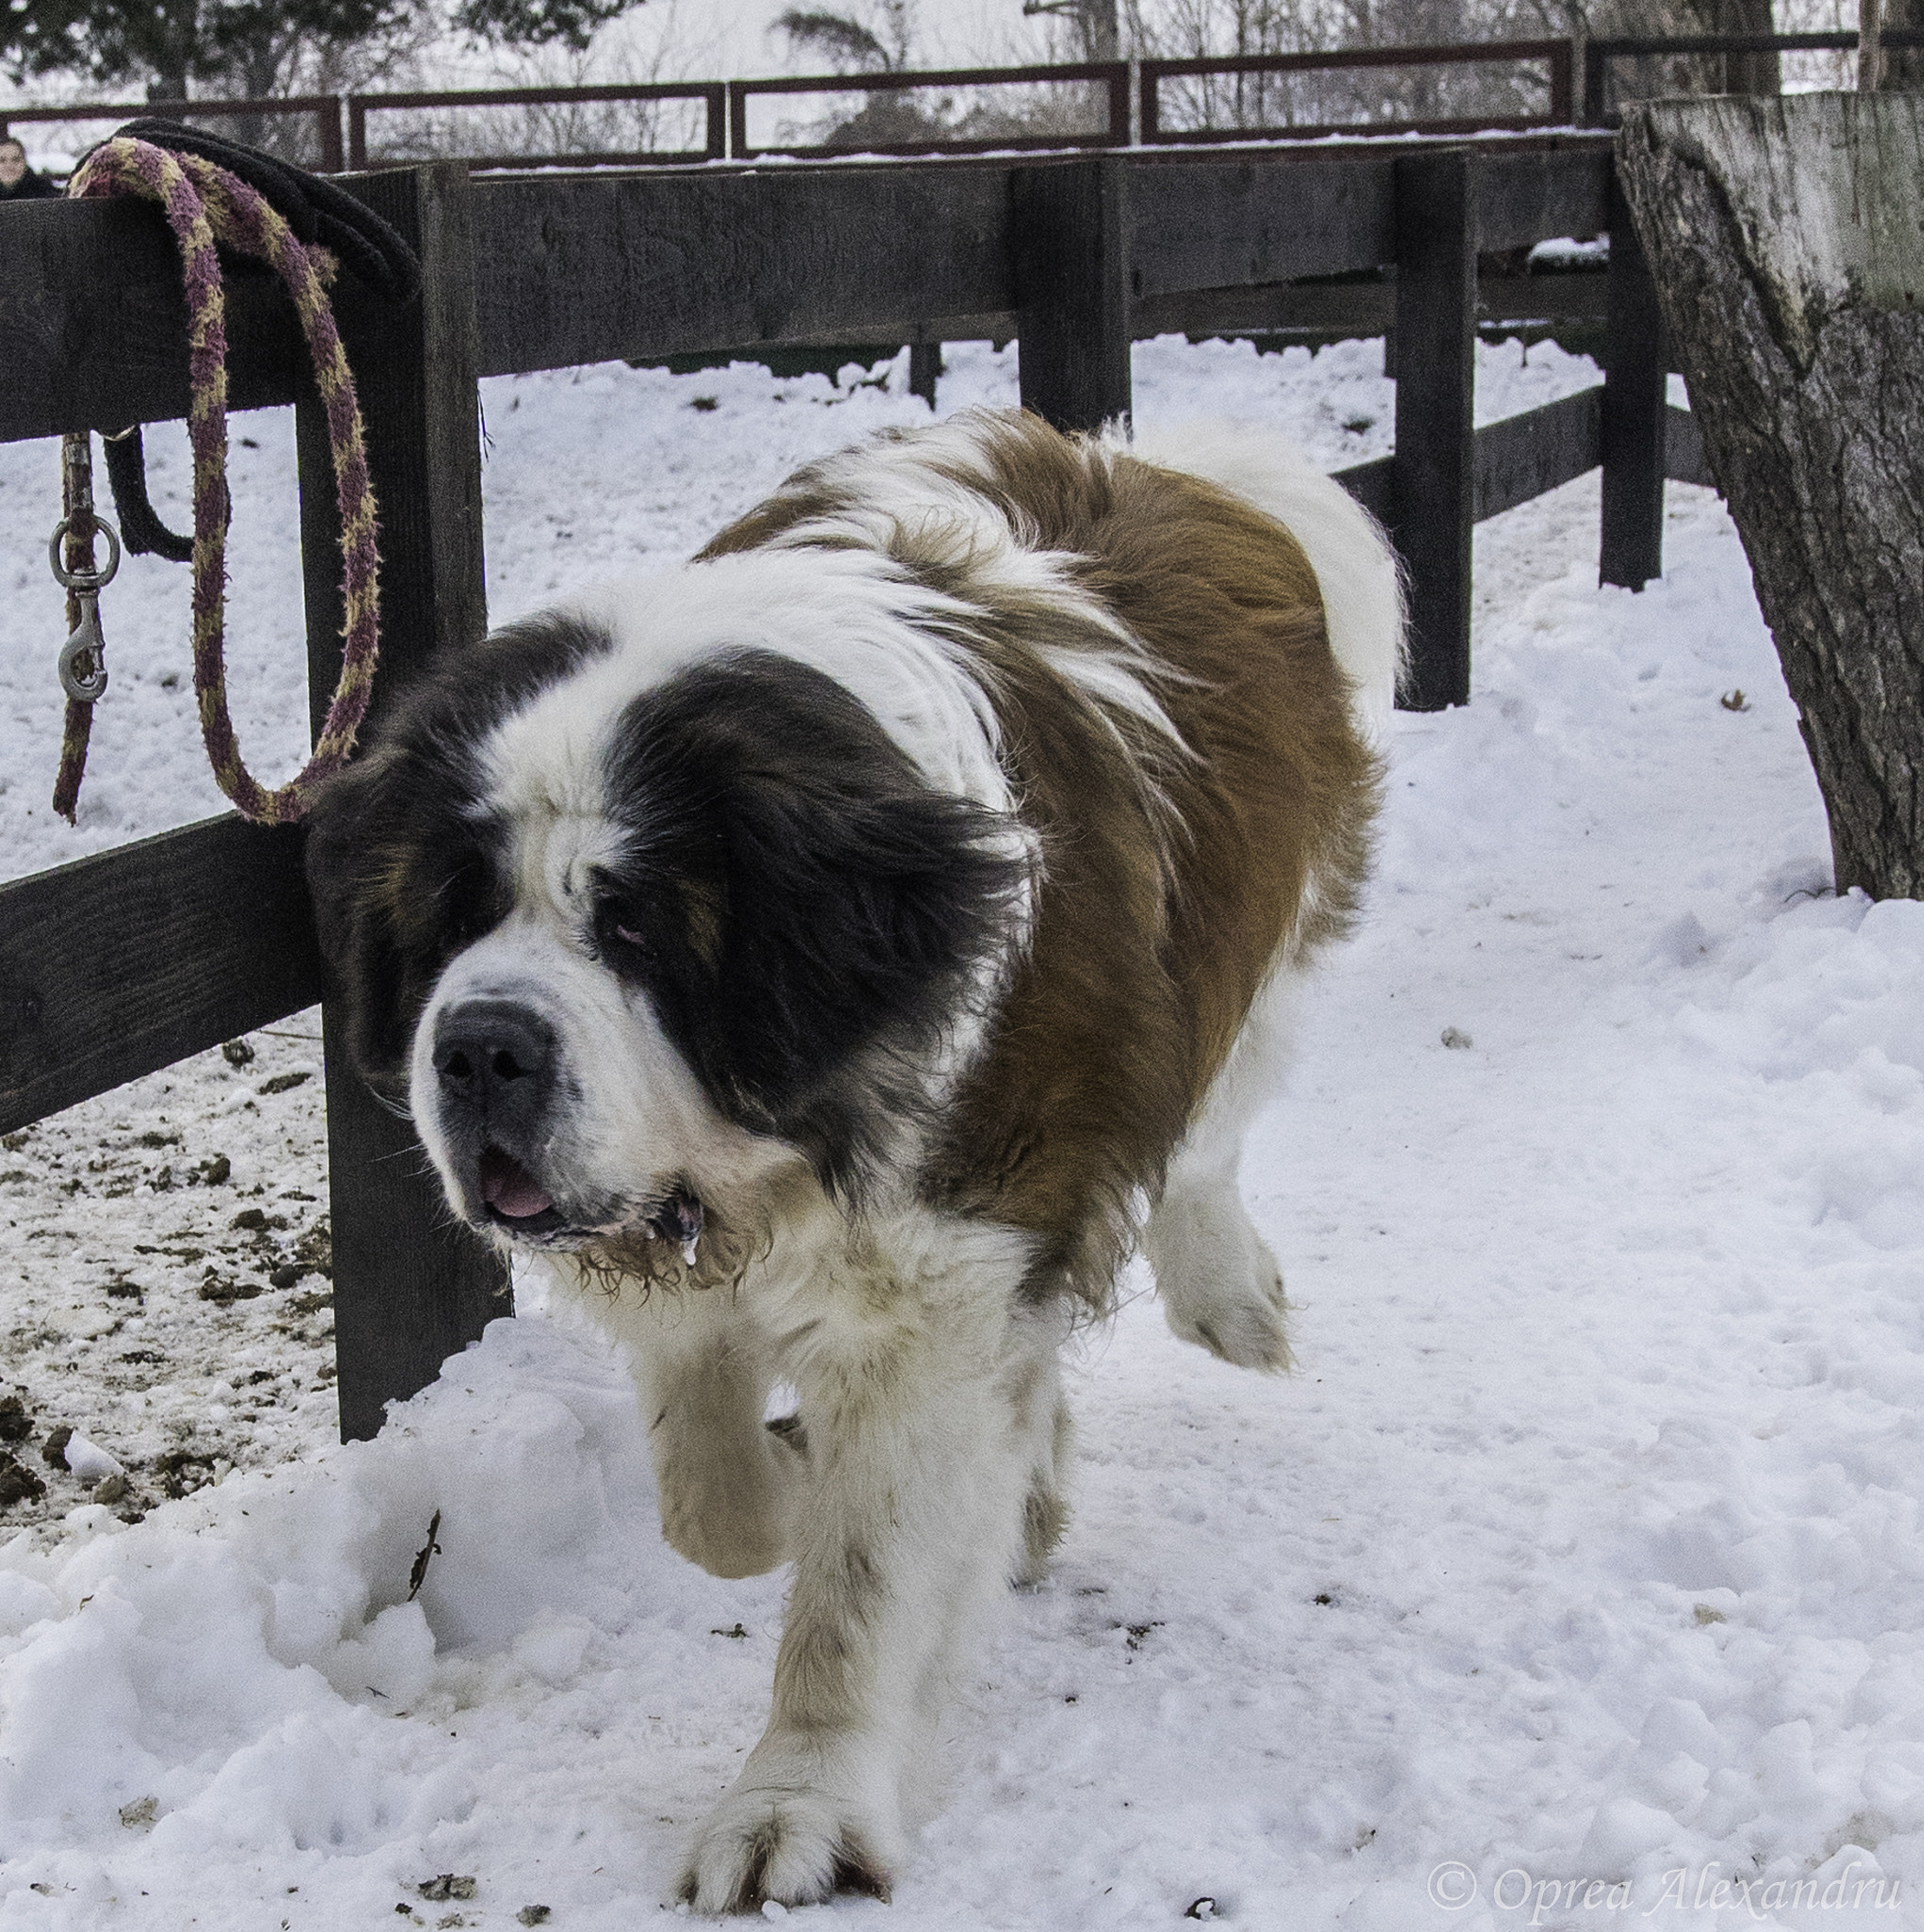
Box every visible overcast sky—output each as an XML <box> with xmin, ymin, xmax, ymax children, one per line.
<box><xmin>605</xmin><ymin>0</ymin><xmax>1077</xmax><ymax>82</ymax></box>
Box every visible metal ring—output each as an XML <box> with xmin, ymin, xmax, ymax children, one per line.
<box><xmin>48</xmin><ymin>517</ymin><xmax>123</xmax><ymax>592</ymax></box>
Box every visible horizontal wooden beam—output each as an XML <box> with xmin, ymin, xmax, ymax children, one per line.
<box><xmin>1333</xmin><ymin>391</ymin><xmax>1704</xmax><ymax>530</ymax></box>
<box><xmin>639</xmin><ymin>266</ymin><xmax>1613</xmax><ymax>363</ymax></box>
<box><xmin>0</xmin><ymin>817</ymin><xmax>321</xmax><ymax>1136</ymax></box>
<box><xmin>1129</xmin><ymin>153</ymin><xmax>1394</xmax><ymax>295</ymax></box>
<box><xmin>469</xmin><ymin>163</ymin><xmax>1020</xmax><ymax>377</ymax></box>
<box><xmin>1477</xmin><ymin>146</ymin><xmax>1613</xmax><ymax>253</ymax></box>
<box><xmin>0</xmin><ymin>196</ymin><xmax>307</xmax><ymax>443</ymax></box>
<box><xmin>1129</xmin><ymin>140</ymin><xmax>1609</xmax><ymax>297</ymax></box>
<box><xmin>2</xmin><ymin>141</ymin><xmax>1614</xmax><ymax>443</ymax></box>
<box><xmin>1474</xmin><ymin>384</ymin><xmax>1601</xmax><ymax>521</ymax></box>
<box><xmin>1664</xmin><ymin>401</ymin><xmax>1714</xmax><ymax>489</ymax></box>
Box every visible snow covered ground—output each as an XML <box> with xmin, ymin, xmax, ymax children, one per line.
<box><xmin>3</xmin><ymin>337</ymin><xmax>1922</xmax><ymax>1929</ymax></box>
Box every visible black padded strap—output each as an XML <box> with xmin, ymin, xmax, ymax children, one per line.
<box><xmin>101</xmin><ymin>426</ymin><xmax>197</xmax><ymax>563</ymax></box>
<box><xmin>113</xmin><ymin>117</ymin><xmax>422</xmax><ymax>305</ymax></box>
<box><xmin>90</xmin><ymin>119</ymin><xmax>423</xmax><ymax>570</ymax></box>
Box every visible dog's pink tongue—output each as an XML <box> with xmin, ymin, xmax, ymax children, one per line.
<box><xmin>483</xmin><ymin>1152</ymin><xmax>553</xmax><ymax>1220</ymax></box>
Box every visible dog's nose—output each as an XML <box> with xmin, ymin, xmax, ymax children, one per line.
<box><xmin>432</xmin><ymin>1001</ymin><xmax>556</xmax><ymax>1120</ymax></box>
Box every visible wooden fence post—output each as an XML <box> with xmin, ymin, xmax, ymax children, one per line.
<box><xmin>908</xmin><ymin>341</ymin><xmax>942</xmax><ymax>408</ymax></box>
<box><xmin>295</xmin><ymin>160</ymin><xmax>511</xmax><ymax>1445</ymax></box>
<box><xmin>1013</xmin><ymin>155</ymin><xmax>1133</xmax><ymax>433</ymax></box>
<box><xmin>1599</xmin><ymin>166</ymin><xmax>1667</xmax><ymax>590</ymax></box>
<box><xmin>1391</xmin><ymin>149</ymin><xmax>1477</xmax><ymax>710</ymax></box>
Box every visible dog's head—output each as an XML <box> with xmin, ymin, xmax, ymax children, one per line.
<box><xmin>304</xmin><ymin>565</ymin><xmax>1025</xmax><ymax>1267</ymax></box>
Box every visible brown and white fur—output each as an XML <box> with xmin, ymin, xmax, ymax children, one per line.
<box><xmin>304</xmin><ymin>408</ymin><xmax>1402</xmax><ymax>1913</ymax></box>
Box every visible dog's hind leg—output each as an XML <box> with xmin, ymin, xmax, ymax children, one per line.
<box><xmin>1017</xmin><ymin>1358</ymin><xmax>1072</xmax><ymax>1586</ymax></box>
<box><xmin>1143</xmin><ymin>971</ymin><xmax>1298</xmax><ymax>1373</ymax></box>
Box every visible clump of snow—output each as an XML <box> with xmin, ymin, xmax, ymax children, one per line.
<box><xmin>2</xmin><ymin>338</ymin><xmax>1922</xmax><ymax>1927</ymax></box>
<box><xmin>59</xmin><ymin>1433</ymin><xmax>121</xmax><ymax>1485</ymax></box>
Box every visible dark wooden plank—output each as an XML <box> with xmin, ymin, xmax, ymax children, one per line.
<box><xmin>1476</xmin><ymin>146</ymin><xmax>1613</xmax><ymax>253</ymax></box>
<box><xmin>1600</xmin><ymin>168</ymin><xmax>1667</xmax><ymax>590</ymax></box>
<box><xmin>1334</xmin><ymin>452</ymin><xmax>1394</xmax><ymax>525</ymax></box>
<box><xmin>1132</xmin><ymin>266</ymin><xmax>1609</xmax><ymax>341</ymax></box>
<box><xmin>1479</xmin><ymin>271</ymin><xmax>1609</xmax><ymax>323</ymax></box>
<box><xmin>1474</xmin><ymin>385</ymin><xmax>1602</xmax><ymax>521</ymax></box>
<box><xmin>1665</xmin><ymin>402</ymin><xmax>1715</xmax><ymax>490</ymax></box>
<box><xmin>0</xmin><ymin>818</ymin><xmax>320</xmax><ymax>1137</ymax></box>
<box><xmin>1345</xmin><ymin>388</ymin><xmax>1609</xmax><ymax>541</ymax></box>
<box><xmin>1129</xmin><ymin>153</ymin><xmax>1394</xmax><ymax>296</ymax></box>
<box><xmin>0</xmin><ymin>196</ymin><xmax>307</xmax><ymax>443</ymax></box>
<box><xmin>1391</xmin><ymin>150</ymin><xmax>1479</xmax><ymax>711</ymax></box>
<box><xmin>298</xmin><ymin>162</ymin><xmax>509</xmax><ymax>1446</ymax></box>
<box><xmin>469</xmin><ymin>163</ymin><xmax>1018</xmax><ymax>377</ymax></box>
<box><xmin>1015</xmin><ymin>156</ymin><xmax>1133</xmax><ymax>432</ymax></box>
<box><xmin>1138</xmin><ymin>278</ymin><xmax>1391</xmax><ymax>339</ymax></box>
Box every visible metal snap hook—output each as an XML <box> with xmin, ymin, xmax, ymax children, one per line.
<box><xmin>58</xmin><ymin>607</ymin><xmax>110</xmax><ymax>703</ymax></box>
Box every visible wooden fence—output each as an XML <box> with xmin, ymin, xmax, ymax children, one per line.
<box><xmin>0</xmin><ymin>136</ymin><xmax>1710</xmax><ymax>1440</ymax></box>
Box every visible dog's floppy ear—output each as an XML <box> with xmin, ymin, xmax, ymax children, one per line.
<box><xmin>302</xmin><ymin>611</ymin><xmax>608</xmax><ymax>1095</ymax></box>
<box><xmin>303</xmin><ymin>744</ymin><xmax>417</xmax><ymax>1094</ymax></box>
<box><xmin>606</xmin><ymin>652</ymin><xmax>1029</xmax><ymax>1195</ymax></box>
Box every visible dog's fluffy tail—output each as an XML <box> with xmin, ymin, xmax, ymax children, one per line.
<box><xmin>1129</xmin><ymin>420</ymin><xmax>1407</xmax><ymax>743</ymax></box>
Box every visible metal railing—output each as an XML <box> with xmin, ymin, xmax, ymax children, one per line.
<box><xmin>346</xmin><ymin>79</ymin><xmax>724</xmax><ymax>171</ymax></box>
<box><xmin>0</xmin><ymin>92</ymin><xmax>344</xmax><ymax>172</ymax></box>
<box><xmin>1581</xmin><ymin>27</ymin><xmax>1924</xmax><ymax>123</ymax></box>
<box><xmin>726</xmin><ymin>60</ymin><xmax>1131</xmax><ymax>159</ymax></box>
<box><xmin>1140</xmin><ymin>40</ymin><xmax>1574</xmax><ymax>143</ymax></box>
<box><xmin>13</xmin><ymin>32</ymin><xmax>1924</xmax><ymax>175</ymax></box>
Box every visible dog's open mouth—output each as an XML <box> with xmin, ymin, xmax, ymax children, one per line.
<box><xmin>645</xmin><ymin>1188</ymin><xmax>705</xmax><ymax>1264</ymax></box>
<box><xmin>479</xmin><ymin>1145</ymin><xmax>564</xmax><ymax>1236</ymax></box>
<box><xmin>477</xmin><ymin>1149</ymin><xmax>705</xmax><ymax>1261</ymax></box>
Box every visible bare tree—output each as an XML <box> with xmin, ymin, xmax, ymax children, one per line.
<box><xmin>1021</xmin><ymin>0</ymin><xmax>1122</xmax><ymax>60</ymax></box>
<box><xmin>773</xmin><ymin>2</ymin><xmax>917</xmax><ymax>71</ymax></box>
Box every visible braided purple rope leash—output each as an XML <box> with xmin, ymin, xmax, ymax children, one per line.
<box><xmin>62</xmin><ymin>137</ymin><xmax>382</xmax><ymax>824</ymax></box>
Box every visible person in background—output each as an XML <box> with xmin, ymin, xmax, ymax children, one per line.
<box><xmin>0</xmin><ymin>137</ymin><xmax>59</xmax><ymax>201</ymax></box>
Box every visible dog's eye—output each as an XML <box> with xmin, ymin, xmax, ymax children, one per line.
<box><xmin>438</xmin><ymin>853</ymin><xmax>500</xmax><ymax>952</ymax></box>
<box><xmin>594</xmin><ymin>899</ymin><xmax>652</xmax><ymax>960</ymax></box>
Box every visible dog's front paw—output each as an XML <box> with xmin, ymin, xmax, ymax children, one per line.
<box><xmin>1164</xmin><ymin>1255</ymin><xmax>1291</xmax><ymax>1371</ymax></box>
<box><xmin>677</xmin><ymin>1747</ymin><xmax>899</xmax><ymax>1914</ymax></box>
<box><xmin>1149</xmin><ymin>1197</ymin><xmax>1294</xmax><ymax>1373</ymax></box>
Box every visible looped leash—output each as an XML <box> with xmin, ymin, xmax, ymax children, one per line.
<box><xmin>49</xmin><ymin>432</ymin><xmax>120</xmax><ymax>822</ymax></box>
<box><xmin>57</xmin><ymin>132</ymin><xmax>387</xmax><ymax>825</ymax></box>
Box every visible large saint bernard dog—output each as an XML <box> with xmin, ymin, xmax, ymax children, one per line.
<box><xmin>306</xmin><ymin>407</ymin><xmax>1402</xmax><ymax>1913</ymax></box>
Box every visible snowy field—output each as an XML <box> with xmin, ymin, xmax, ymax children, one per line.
<box><xmin>3</xmin><ymin>337</ymin><xmax>1922</xmax><ymax>1930</ymax></box>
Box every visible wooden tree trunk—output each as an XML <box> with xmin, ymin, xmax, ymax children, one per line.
<box><xmin>1617</xmin><ymin>94</ymin><xmax>1924</xmax><ymax>898</ymax></box>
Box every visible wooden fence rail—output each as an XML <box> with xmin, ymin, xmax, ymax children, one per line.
<box><xmin>0</xmin><ymin>136</ymin><xmax>1709</xmax><ymax>1439</ymax></box>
